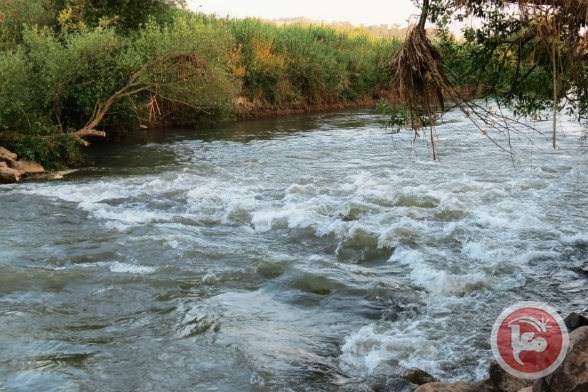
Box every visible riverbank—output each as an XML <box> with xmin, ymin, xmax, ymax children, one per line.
<box><xmin>232</xmin><ymin>93</ymin><xmax>382</xmax><ymax>120</ymax></box>
<box><xmin>0</xmin><ymin>94</ymin><xmax>385</xmax><ymax>184</ymax></box>
<box><xmin>0</xmin><ymin>4</ymin><xmax>401</xmax><ymax>170</ymax></box>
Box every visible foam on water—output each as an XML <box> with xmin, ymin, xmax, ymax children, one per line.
<box><xmin>2</xmin><ymin>108</ymin><xmax>587</xmax><ymax>389</ymax></box>
<box><xmin>333</xmin><ymin>117</ymin><xmax>588</xmax><ymax>381</ymax></box>
<box><xmin>61</xmin><ymin>260</ymin><xmax>158</xmax><ymax>275</ymax></box>
<box><xmin>108</xmin><ymin>262</ymin><xmax>157</xmax><ymax>275</ymax></box>
<box><xmin>339</xmin><ymin>313</ymin><xmax>495</xmax><ymax>382</ymax></box>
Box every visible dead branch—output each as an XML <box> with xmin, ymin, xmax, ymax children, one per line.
<box><xmin>74</xmin><ymin>50</ymin><xmax>208</xmax><ymax>146</ymax></box>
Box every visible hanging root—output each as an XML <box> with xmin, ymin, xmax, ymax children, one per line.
<box><xmin>390</xmin><ymin>27</ymin><xmax>450</xmax><ymax>123</ymax></box>
<box><xmin>389</xmin><ymin>0</ymin><xmax>451</xmax><ymax>159</ymax></box>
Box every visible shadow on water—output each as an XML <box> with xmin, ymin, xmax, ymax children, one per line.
<box><xmin>80</xmin><ymin>111</ymin><xmax>351</xmax><ymax>178</ymax></box>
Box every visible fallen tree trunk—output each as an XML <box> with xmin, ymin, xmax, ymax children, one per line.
<box><xmin>72</xmin><ymin>128</ymin><xmax>107</xmax><ymax>147</ymax></box>
<box><xmin>72</xmin><ymin>85</ymin><xmax>145</xmax><ymax>146</ymax></box>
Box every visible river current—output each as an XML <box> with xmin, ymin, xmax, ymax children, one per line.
<box><xmin>0</xmin><ymin>108</ymin><xmax>587</xmax><ymax>391</ymax></box>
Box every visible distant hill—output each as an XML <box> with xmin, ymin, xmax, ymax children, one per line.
<box><xmin>270</xmin><ymin>17</ymin><xmax>413</xmax><ymax>39</ymax></box>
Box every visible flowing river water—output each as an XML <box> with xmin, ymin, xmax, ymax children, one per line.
<box><xmin>0</xmin><ymin>108</ymin><xmax>587</xmax><ymax>391</ymax></box>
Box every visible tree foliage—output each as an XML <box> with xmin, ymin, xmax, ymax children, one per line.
<box><xmin>0</xmin><ymin>2</ymin><xmax>238</xmax><ymax>167</ymax></box>
<box><xmin>439</xmin><ymin>0</ymin><xmax>587</xmax><ymax>117</ymax></box>
<box><xmin>388</xmin><ymin>0</ymin><xmax>588</xmax><ymax>156</ymax></box>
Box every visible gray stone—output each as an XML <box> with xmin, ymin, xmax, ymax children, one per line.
<box><xmin>403</xmin><ymin>368</ymin><xmax>437</xmax><ymax>386</ymax></box>
<box><xmin>564</xmin><ymin>312</ymin><xmax>588</xmax><ymax>332</ymax></box>
<box><xmin>487</xmin><ymin>361</ymin><xmax>533</xmax><ymax>392</ymax></box>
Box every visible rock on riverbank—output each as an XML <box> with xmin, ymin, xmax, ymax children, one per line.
<box><xmin>0</xmin><ymin>147</ymin><xmax>45</xmax><ymax>183</ymax></box>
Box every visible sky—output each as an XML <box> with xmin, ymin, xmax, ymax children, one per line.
<box><xmin>187</xmin><ymin>0</ymin><xmax>421</xmax><ymax>27</ymax></box>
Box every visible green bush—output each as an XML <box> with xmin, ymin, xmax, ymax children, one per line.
<box><xmin>0</xmin><ymin>130</ymin><xmax>82</xmax><ymax>169</ymax></box>
<box><xmin>0</xmin><ymin>50</ymin><xmax>39</xmax><ymax>132</ymax></box>
<box><xmin>229</xmin><ymin>18</ymin><xmax>400</xmax><ymax>108</ymax></box>
<box><xmin>0</xmin><ymin>0</ymin><xmax>57</xmax><ymax>50</ymax></box>
<box><xmin>132</xmin><ymin>12</ymin><xmax>240</xmax><ymax>119</ymax></box>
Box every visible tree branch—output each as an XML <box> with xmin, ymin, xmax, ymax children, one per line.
<box><xmin>73</xmin><ymin>50</ymin><xmax>210</xmax><ymax>146</ymax></box>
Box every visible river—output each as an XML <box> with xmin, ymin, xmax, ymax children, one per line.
<box><xmin>0</xmin><ymin>108</ymin><xmax>587</xmax><ymax>391</ymax></box>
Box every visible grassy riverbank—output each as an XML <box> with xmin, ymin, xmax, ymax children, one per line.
<box><xmin>0</xmin><ymin>2</ymin><xmax>401</xmax><ymax>169</ymax></box>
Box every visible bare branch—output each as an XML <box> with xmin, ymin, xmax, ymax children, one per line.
<box><xmin>77</xmin><ymin>50</ymin><xmax>206</xmax><ymax>140</ymax></box>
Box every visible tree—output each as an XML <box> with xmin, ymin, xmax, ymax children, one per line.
<box><xmin>54</xmin><ymin>0</ymin><xmax>186</xmax><ymax>31</ymax></box>
<box><xmin>0</xmin><ymin>0</ymin><xmax>58</xmax><ymax>49</ymax></box>
<box><xmin>389</xmin><ymin>0</ymin><xmax>588</xmax><ymax>157</ymax></box>
<box><xmin>75</xmin><ymin>16</ymin><xmax>240</xmax><ymax>145</ymax></box>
